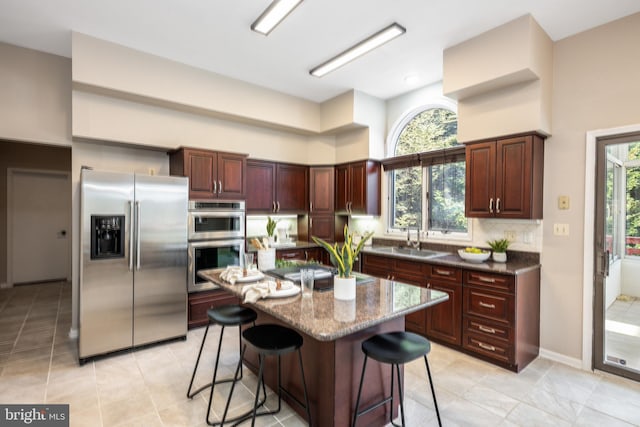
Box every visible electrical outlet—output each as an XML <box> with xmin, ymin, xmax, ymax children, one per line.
<box><xmin>504</xmin><ymin>230</ymin><xmax>517</xmax><ymax>241</ymax></box>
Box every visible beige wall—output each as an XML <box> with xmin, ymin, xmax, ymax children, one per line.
<box><xmin>72</xmin><ymin>33</ymin><xmax>322</xmax><ymax>134</ymax></box>
<box><xmin>444</xmin><ymin>15</ymin><xmax>553</xmax><ymax>141</ymax></box>
<box><xmin>541</xmin><ymin>12</ymin><xmax>640</xmax><ymax>361</ymax></box>
<box><xmin>0</xmin><ymin>141</ymin><xmax>71</xmax><ymax>286</ymax></box>
<box><xmin>0</xmin><ymin>42</ymin><xmax>72</xmax><ymax>146</ymax></box>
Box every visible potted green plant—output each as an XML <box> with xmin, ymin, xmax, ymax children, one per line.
<box><xmin>266</xmin><ymin>216</ymin><xmax>278</xmax><ymax>245</ymax></box>
<box><xmin>487</xmin><ymin>238</ymin><xmax>510</xmax><ymax>262</ymax></box>
<box><xmin>312</xmin><ymin>225</ymin><xmax>374</xmax><ymax>300</ymax></box>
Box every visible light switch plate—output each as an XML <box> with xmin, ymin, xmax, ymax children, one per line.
<box><xmin>504</xmin><ymin>230</ymin><xmax>516</xmax><ymax>241</ymax></box>
<box><xmin>553</xmin><ymin>223</ymin><xmax>570</xmax><ymax>236</ymax></box>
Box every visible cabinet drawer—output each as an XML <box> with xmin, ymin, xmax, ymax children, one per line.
<box><xmin>393</xmin><ymin>259</ymin><xmax>428</xmax><ymax>276</ymax></box>
<box><xmin>464</xmin><ymin>288</ymin><xmax>514</xmax><ymax>324</ymax></box>
<box><xmin>276</xmin><ymin>249</ymin><xmax>304</xmax><ymax>260</ymax></box>
<box><xmin>463</xmin><ymin>316</ymin><xmax>513</xmax><ymax>342</ymax></box>
<box><xmin>188</xmin><ymin>290</ymin><xmax>238</xmax><ymax>329</ymax></box>
<box><xmin>463</xmin><ymin>331</ymin><xmax>512</xmax><ymax>363</ymax></box>
<box><xmin>465</xmin><ymin>271</ymin><xmax>514</xmax><ymax>293</ymax></box>
<box><xmin>428</xmin><ymin>265</ymin><xmax>462</xmax><ymax>283</ymax></box>
<box><xmin>362</xmin><ymin>254</ymin><xmax>392</xmax><ymax>270</ymax></box>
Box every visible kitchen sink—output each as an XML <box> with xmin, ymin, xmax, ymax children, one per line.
<box><xmin>368</xmin><ymin>246</ymin><xmax>449</xmax><ymax>259</ymax></box>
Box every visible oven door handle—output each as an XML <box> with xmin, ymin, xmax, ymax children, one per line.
<box><xmin>187</xmin><ymin>246</ymin><xmax>193</xmax><ymax>275</ymax></box>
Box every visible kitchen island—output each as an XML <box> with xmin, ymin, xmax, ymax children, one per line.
<box><xmin>199</xmin><ymin>269</ymin><xmax>448</xmax><ymax>427</ymax></box>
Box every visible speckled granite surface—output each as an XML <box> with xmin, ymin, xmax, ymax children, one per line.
<box><xmin>198</xmin><ymin>269</ymin><xmax>448</xmax><ymax>342</ymax></box>
<box><xmin>361</xmin><ymin>246</ymin><xmax>540</xmax><ymax>275</ymax></box>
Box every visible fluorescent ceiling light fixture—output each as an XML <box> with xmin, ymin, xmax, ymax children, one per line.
<box><xmin>251</xmin><ymin>0</ymin><xmax>303</xmax><ymax>35</ymax></box>
<box><xmin>310</xmin><ymin>23</ymin><xmax>406</xmax><ymax>77</ymax></box>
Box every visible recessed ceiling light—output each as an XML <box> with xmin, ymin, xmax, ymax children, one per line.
<box><xmin>251</xmin><ymin>0</ymin><xmax>303</xmax><ymax>36</ymax></box>
<box><xmin>310</xmin><ymin>23</ymin><xmax>406</xmax><ymax>77</ymax></box>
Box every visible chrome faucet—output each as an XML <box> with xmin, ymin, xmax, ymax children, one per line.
<box><xmin>406</xmin><ymin>226</ymin><xmax>421</xmax><ymax>249</ymax></box>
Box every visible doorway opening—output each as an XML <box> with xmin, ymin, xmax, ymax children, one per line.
<box><xmin>594</xmin><ymin>133</ymin><xmax>640</xmax><ymax>381</ymax></box>
<box><xmin>7</xmin><ymin>168</ymin><xmax>71</xmax><ymax>287</ymax></box>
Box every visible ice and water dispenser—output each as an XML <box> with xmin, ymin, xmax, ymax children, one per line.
<box><xmin>91</xmin><ymin>215</ymin><xmax>125</xmax><ymax>259</ymax></box>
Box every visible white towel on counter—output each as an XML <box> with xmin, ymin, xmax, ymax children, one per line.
<box><xmin>242</xmin><ymin>280</ymin><xmax>294</xmax><ymax>304</ymax></box>
<box><xmin>220</xmin><ymin>266</ymin><xmax>261</xmax><ymax>285</ymax></box>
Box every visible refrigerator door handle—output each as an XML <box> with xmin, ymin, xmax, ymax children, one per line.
<box><xmin>136</xmin><ymin>200</ymin><xmax>141</xmax><ymax>270</ymax></box>
<box><xmin>129</xmin><ymin>200</ymin><xmax>134</xmax><ymax>271</ymax></box>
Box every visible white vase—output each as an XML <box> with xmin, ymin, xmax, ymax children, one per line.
<box><xmin>492</xmin><ymin>252</ymin><xmax>507</xmax><ymax>263</ymax></box>
<box><xmin>333</xmin><ymin>275</ymin><xmax>356</xmax><ymax>300</ymax></box>
<box><xmin>257</xmin><ymin>248</ymin><xmax>275</xmax><ymax>270</ymax></box>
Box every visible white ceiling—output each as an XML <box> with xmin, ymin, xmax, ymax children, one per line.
<box><xmin>1</xmin><ymin>0</ymin><xmax>640</xmax><ymax>103</ymax></box>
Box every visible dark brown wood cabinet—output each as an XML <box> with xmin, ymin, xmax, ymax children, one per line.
<box><xmin>246</xmin><ymin>160</ymin><xmax>308</xmax><ymax>213</ymax></box>
<box><xmin>188</xmin><ymin>289</ymin><xmax>239</xmax><ymax>329</ymax></box>
<box><xmin>335</xmin><ymin>160</ymin><xmax>381</xmax><ymax>215</ymax></box>
<box><xmin>465</xmin><ymin>133</ymin><xmax>544</xmax><ymax>219</ymax></box>
<box><xmin>425</xmin><ymin>265</ymin><xmax>462</xmax><ymax>346</ymax></box>
<box><xmin>361</xmin><ymin>252</ymin><xmax>540</xmax><ymax>372</ymax></box>
<box><xmin>169</xmin><ymin>148</ymin><xmax>246</xmax><ymax>200</ymax></box>
<box><xmin>276</xmin><ymin>247</ymin><xmax>323</xmax><ymax>263</ymax></box>
<box><xmin>462</xmin><ymin>269</ymin><xmax>540</xmax><ymax>372</ymax></box>
<box><xmin>310</xmin><ymin>166</ymin><xmax>334</xmax><ymax>214</ymax></box>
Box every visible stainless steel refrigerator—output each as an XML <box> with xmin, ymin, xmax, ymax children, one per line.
<box><xmin>79</xmin><ymin>169</ymin><xmax>188</xmax><ymax>361</ymax></box>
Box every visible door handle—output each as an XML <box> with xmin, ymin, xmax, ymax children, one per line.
<box><xmin>276</xmin><ymin>201</ymin><xmax>280</xmax><ymax>212</ymax></box>
<box><xmin>603</xmin><ymin>250</ymin><xmax>610</xmax><ymax>277</ymax></box>
<box><xmin>136</xmin><ymin>201</ymin><xmax>141</xmax><ymax>271</ymax></box>
<box><xmin>310</xmin><ymin>202</ymin><xmax>313</xmax><ymax>212</ymax></box>
<box><xmin>213</xmin><ymin>180</ymin><xmax>217</xmax><ymax>194</ymax></box>
<box><xmin>218</xmin><ymin>180</ymin><xmax>222</xmax><ymax>194</ymax></box>
<box><xmin>129</xmin><ymin>201</ymin><xmax>134</xmax><ymax>271</ymax></box>
<box><xmin>489</xmin><ymin>198</ymin><xmax>494</xmax><ymax>213</ymax></box>
<box><xmin>496</xmin><ymin>198</ymin><xmax>501</xmax><ymax>213</ymax></box>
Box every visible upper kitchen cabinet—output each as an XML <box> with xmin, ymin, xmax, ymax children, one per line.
<box><xmin>246</xmin><ymin>160</ymin><xmax>308</xmax><ymax>213</ymax></box>
<box><xmin>465</xmin><ymin>133</ymin><xmax>544</xmax><ymax>219</ymax></box>
<box><xmin>169</xmin><ymin>148</ymin><xmax>246</xmax><ymax>200</ymax></box>
<box><xmin>309</xmin><ymin>166</ymin><xmax>334</xmax><ymax>214</ymax></box>
<box><xmin>335</xmin><ymin>160</ymin><xmax>381</xmax><ymax>215</ymax></box>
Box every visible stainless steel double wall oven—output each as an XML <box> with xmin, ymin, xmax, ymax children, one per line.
<box><xmin>187</xmin><ymin>200</ymin><xmax>245</xmax><ymax>292</ymax></box>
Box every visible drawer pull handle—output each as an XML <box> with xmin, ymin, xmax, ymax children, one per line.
<box><xmin>478</xmin><ymin>276</ymin><xmax>496</xmax><ymax>283</ymax></box>
<box><xmin>478</xmin><ymin>325</ymin><xmax>496</xmax><ymax>334</ymax></box>
<box><xmin>479</xmin><ymin>301</ymin><xmax>496</xmax><ymax>309</ymax></box>
<box><xmin>478</xmin><ymin>342</ymin><xmax>496</xmax><ymax>352</ymax></box>
<box><xmin>435</xmin><ymin>269</ymin><xmax>451</xmax><ymax>276</ymax></box>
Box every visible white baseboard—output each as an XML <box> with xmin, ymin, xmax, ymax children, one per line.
<box><xmin>68</xmin><ymin>328</ymin><xmax>78</xmax><ymax>340</ymax></box>
<box><xmin>0</xmin><ymin>282</ymin><xmax>11</xmax><ymax>289</ymax></box>
<box><xmin>539</xmin><ymin>348</ymin><xmax>585</xmax><ymax>370</ymax></box>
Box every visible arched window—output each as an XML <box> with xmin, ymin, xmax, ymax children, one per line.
<box><xmin>385</xmin><ymin>106</ymin><xmax>468</xmax><ymax>235</ymax></box>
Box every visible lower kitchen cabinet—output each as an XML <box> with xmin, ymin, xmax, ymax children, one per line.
<box><xmin>462</xmin><ymin>268</ymin><xmax>540</xmax><ymax>372</ymax></box>
<box><xmin>425</xmin><ymin>265</ymin><xmax>462</xmax><ymax>346</ymax></box>
<box><xmin>188</xmin><ymin>289</ymin><xmax>239</xmax><ymax>329</ymax></box>
<box><xmin>276</xmin><ymin>247</ymin><xmax>323</xmax><ymax>263</ymax></box>
<box><xmin>361</xmin><ymin>252</ymin><xmax>540</xmax><ymax>372</ymax></box>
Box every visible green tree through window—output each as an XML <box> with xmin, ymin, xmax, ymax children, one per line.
<box><xmin>390</xmin><ymin>108</ymin><xmax>467</xmax><ymax>233</ymax></box>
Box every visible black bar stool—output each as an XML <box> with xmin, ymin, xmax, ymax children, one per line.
<box><xmin>186</xmin><ymin>305</ymin><xmax>259</xmax><ymax>426</ymax></box>
<box><xmin>221</xmin><ymin>324</ymin><xmax>312</xmax><ymax>427</ymax></box>
<box><xmin>352</xmin><ymin>331</ymin><xmax>442</xmax><ymax>427</ymax></box>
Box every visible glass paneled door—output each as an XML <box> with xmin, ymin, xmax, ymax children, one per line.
<box><xmin>594</xmin><ymin>134</ymin><xmax>640</xmax><ymax>381</ymax></box>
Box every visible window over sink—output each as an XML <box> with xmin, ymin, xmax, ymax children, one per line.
<box><xmin>384</xmin><ymin>105</ymin><xmax>469</xmax><ymax>238</ymax></box>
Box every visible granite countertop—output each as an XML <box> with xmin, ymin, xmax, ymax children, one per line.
<box><xmin>361</xmin><ymin>246</ymin><xmax>540</xmax><ymax>275</ymax></box>
<box><xmin>246</xmin><ymin>240</ymin><xmax>320</xmax><ymax>252</ymax></box>
<box><xmin>198</xmin><ymin>268</ymin><xmax>448</xmax><ymax>342</ymax></box>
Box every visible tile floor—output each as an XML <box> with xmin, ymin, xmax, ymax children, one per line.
<box><xmin>1</xmin><ymin>281</ymin><xmax>640</xmax><ymax>426</ymax></box>
<box><xmin>606</xmin><ymin>297</ymin><xmax>640</xmax><ymax>372</ymax></box>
